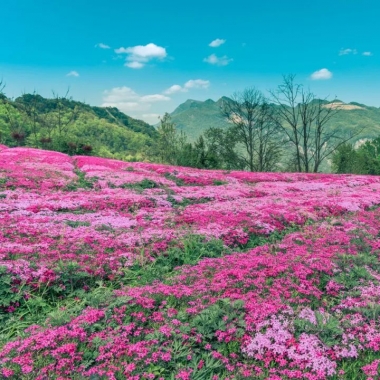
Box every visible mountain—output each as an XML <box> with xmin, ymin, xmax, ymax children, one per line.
<box><xmin>0</xmin><ymin>94</ymin><xmax>157</xmax><ymax>160</ymax></box>
<box><xmin>169</xmin><ymin>98</ymin><xmax>231</xmax><ymax>140</ymax></box>
<box><xmin>170</xmin><ymin>97</ymin><xmax>380</xmax><ymax>144</ymax></box>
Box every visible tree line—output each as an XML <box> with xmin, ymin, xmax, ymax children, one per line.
<box><xmin>0</xmin><ymin>81</ymin><xmax>155</xmax><ymax>159</ymax></box>
<box><xmin>0</xmin><ymin>76</ymin><xmax>371</xmax><ymax>173</ymax></box>
<box><xmin>153</xmin><ymin>75</ymin><xmax>364</xmax><ymax>173</ymax></box>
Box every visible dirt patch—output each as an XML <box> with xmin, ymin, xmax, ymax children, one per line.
<box><xmin>324</xmin><ymin>102</ymin><xmax>365</xmax><ymax>110</ymax></box>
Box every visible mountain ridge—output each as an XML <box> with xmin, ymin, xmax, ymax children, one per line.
<box><xmin>169</xmin><ymin>97</ymin><xmax>380</xmax><ymax>142</ymax></box>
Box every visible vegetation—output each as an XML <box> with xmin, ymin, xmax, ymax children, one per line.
<box><xmin>221</xmin><ymin>87</ymin><xmax>283</xmax><ymax>172</ymax></box>
<box><xmin>270</xmin><ymin>74</ymin><xmax>363</xmax><ymax>173</ymax></box>
<box><xmin>170</xmin><ymin>95</ymin><xmax>380</xmax><ymax>148</ymax></box>
<box><xmin>332</xmin><ymin>137</ymin><xmax>380</xmax><ymax>174</ymax></box>
<box><xmin>1</xmin><ymin>77</ymin><xmax>380</xmax><ymax>174</ymax></box>
<box><xmin>2</xmin><ymin>148</ymin><xmax>380</xmax><ymax>378</ymax></box>
<box><xmin>0</xmin><ymin>82</ymin><xmax>157</xmax><ymax>160</ymax></box>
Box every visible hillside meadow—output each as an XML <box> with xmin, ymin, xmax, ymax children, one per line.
<box><xmin>2</xmin><ymin>146</ymin><xmax>380</xmax><ymax>378</ymax></box>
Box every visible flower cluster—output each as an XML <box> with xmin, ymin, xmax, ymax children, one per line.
<box><xmin>0</xmin><ymin>147</ymin><xmax>380</xmax><ymax>379</ymax></box>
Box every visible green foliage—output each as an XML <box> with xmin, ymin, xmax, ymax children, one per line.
<box><xmin>63</xmin><ymin>169</ymin><xmax>98</xmax><ymax>191</ymax></box>
<box><xmin>121</xmin><ymin>179</ymin><xmax>160</xmax><ymax>191</ymax></box>
<box><xmin>0</xmin><ymin>93</ymin><xmax>157</xmax><ymax>160</ymax></box>
<box><xmin>294</xmin><ymin>311</ymin><xmax>343</xmax><ymax>347</ymax></box>
<box><xmin>204</xmin><ymin>127</ymin><xmax>245</xmax><ymax>170</ymax></box>
<box><xmin>53</xmin><ymin>261</ymin><xmax>95</xmax><ymax>295</ymax></box>
<box><xmin>168</xmin><ymin>97</ymin><xmax>380</xmax><ymax>153</ymax></box>
<box><xmin>331</xmin><ymin>143</ymin><xmax>358</xmax><ymax>173</ymax></box>
<box><xmin>65</xmin><ymin>220</ymin><xmax>91</xmax><ymax>228</ymax></box>
<box><xmin>91</xmin><ymin>106</ymin><xmax>156</xmax><ymax>137</ymax></box>
<box><xmin>151</xmin><ymin>113</ymin><xmax>179</xmax><ymax>164</ymax></box>
<box><xmin>164</xmin><ymin>172</ymin><xmax>185</xmax><ymax>186</ymax></box>
<box><xmin>124</xmin><ymin>235</ymin><xmax>230</xmax><ymax>286</ymax></box>
<box><xmin>149</xmin><ymin>114</ymin><xmax>223</xmax><ymax>169</ymax></box>
<box><xmin>0</xmin><ymin>266</ymin><xmax>25</xmax><ymax>315</ymax></box>
<box><xmin>169</xmin><ymin>98</ymin><xmax>231</xmax><ymax>141</ymax></box>
<box><xmin>191</xmin><ymin>299</ymin><xmax>245</xmax><ymax>339</ymax></box>
<box><xmin>166</xmin><ymin>195</ymin><xmax>212</xmax><ymax>208</ymax></box>
<box><xmin>241</xmin><ymin>223</ymin><xmax>302</xmax><ymax>251</ymax></box>
<box><xmin>332</xmin><ymin>138</ymin><xmax>380</xmax><ymax>175</ymax></box>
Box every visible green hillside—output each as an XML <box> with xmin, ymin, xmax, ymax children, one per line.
<box><xmin>169</xmin><ymin>98</ymin><xmax>231</xmax><ymax>140</ymax></box>
<box><xmin>170</xmin><ymin>97</ymin><xmax>380</xmax><ymax>143</ymax></box>
<box><xmin>0</xmin><ymin>94</ymin><xmax>157</xmax><ymax>160</ymax></box>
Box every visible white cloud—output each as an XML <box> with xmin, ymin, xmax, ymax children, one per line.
<box><xmin>310</xmin><ymin>68</ymin><xmax>333</xmax><ymax>80</ymax></box>
<box><xmin>115</xmin><ymin>43</ymin><xmax>167</xmax><ymax>69</ymax></box>
<box><xmin>125</xmin><ymin>61</ymin><xmax>144</xmax><ymax>69</ymax></box>
<box><xmin>184</xmin><ymin>79</ymin><xmax>210</xmax><ymax>89</ymax></box>
<box><xmin>102</xmin><ymin>87</ymin><xmax>138</xmax><ymax>103</ymax></box>
<box><xmin>163</xmin><ymin>79</ymin><xmax>210</xmax><ymax>95</ymax></box>
<box><xmin>363</xmin><ymin>51</ymin><xmax>373</xmax><ymax>56</ymax></box>
<box><xmin>142</xmin><ymin>113</ymin><xmax>162</xmax><ymax>124</ymax></box>
<box><xmin>209</xmin><ymin>38</ymin><xmax>226</xmax><ymax>47</ymax></box>
<box><xmin>102</xmin><ymin>86</ymin><xmax>170</xmax><ymax>114</ymax></box>
<box><xmin>96</xmin><ymin>43</ymin><xmax>110</xmax><ymax>49</ymax></box>
<box><xmin>339</xmin><ymin>48</ymin><xmax>357</xmax><ymax>56</ymax></box>
<box><xmin>66</xmin><ymin>71</ymin><xmax>79</xmax><ymax>77</ymax></box>
<box><xmin>140</xmin><ymin>94</ymin><xmax>170</xmax><ymax>102</ymax></box>
<box><xmin>164</xmin><ymin>84</ymin><xmax>184</xmax><ymax>95</ymax></box>
<box><xmin>203</xmin><ymin>54</ymin><xmax>233</xmax><ymax>66</ymax></box>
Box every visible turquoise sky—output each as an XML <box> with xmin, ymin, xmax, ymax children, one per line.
<box><xmin>1</xmin><ymin>0</ymin><xmax>379</xmax><ymax>123</ymax></box>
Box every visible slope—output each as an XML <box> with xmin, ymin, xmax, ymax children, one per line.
<box><xmin>170</xmin><ymin>97</ymin><xmax>380</xmax><ymax>143</ymax></box>
<box><xmin>0</xmin><ymin>94</ymin><xmax>157</xmax><ymax>160</ymax></box>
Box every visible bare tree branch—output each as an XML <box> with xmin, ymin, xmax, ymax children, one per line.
<box><xmin>270</xmin><ymin>75</ymin><xmax>363</xmax><ymax>172</ymax></box>
<box><xmin>221</xmin><ymin>87</ymin><xmax>282</xmax><ymax>172</ymax></box>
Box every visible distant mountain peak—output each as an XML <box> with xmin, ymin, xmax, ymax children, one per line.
<box><xmin>169</xmin><ymin>96</ymin><xmax>380</xmax><ymax>142</ymax></box>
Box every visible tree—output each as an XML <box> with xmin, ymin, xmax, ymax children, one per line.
<box><xmin>270</xmin><ymin>74</ymin><xmax>363</xmax><ymax>173</ymax></box>
<box><xmin>357</xmin><ymin>138</ymin><xmax>380</xmax><ymax>174</ymax></box>
<box><xmin>331</xmin><ymin>143</ymin><xmax>358</xmax><ymax>173</ymax></box>
<box><xmin>0</xmin><ymin>80</ymin><xmax>5</xmax><ymax>98</ymax></box>
<box><xmin>181</xmin><ymin>135</ymin><xmax>222</xmax><ymax>169</ymax></box>
<box><xmin>43</xmin><ymin>89</ymin><xmax>80</xmax><ymax>147</ymax></box>
<box><xmin>15</xmin><ymin>92</ymin><xmax>44</xmax><ymax>147</ymax></box>
<box><xmin>220</xmin><ymin>88</ymin><xmax>283</xmax><ymax>172</ymax></box>
<box><xmin>1</xmin><ymin>100</ymin><xmax>27</xmax><ymax>146</ymax></box>
<box><xmin>204</xmin><ymin>127</ymin><xmax>244</xmax><ymax>170</ymax></box>
<box><xmin>153</xmin><ymin>113</ymin><xmax>179</xmax><ymax>164</ymax></box>
<box><xmin>0</xmin><ymin>80</ymin><xmax>6</xmax><ymax>143</ymax></box>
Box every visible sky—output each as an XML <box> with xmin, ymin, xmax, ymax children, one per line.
<box><xmin>1</xmin><ymin>0</ymin><xmax>379</xmax><ymax>124</ymax></box>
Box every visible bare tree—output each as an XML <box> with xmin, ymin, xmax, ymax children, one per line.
<box><xmin>15</xmin><ymin>91</ymin><xmax>43</xmax><ymax>147</ymax></box>
<box><xmin>46</xmin><ymin>89</ymin><xmax>80</xmax><ymax>139</ymax></box>
<box><xmin>270</xmin><ymin>75</ymin><xmax>363</xmax><ymax>172</ymax></box>
<box><xmin>0</xmin><ymin>80</ymin><xmax>5</xmax><ymax>97</ymax></box>
<box><xmin>221</xmin><ymin>87</ymin><xmax>283</xmax><ymax>172</ymax></box>
<box><xmin>311</xmin><ymin>100</ymin><xmax>364</xmax><ymax>172</ymax></box>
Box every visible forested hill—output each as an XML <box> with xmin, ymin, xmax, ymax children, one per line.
<box><xmin>170</xmin><ymin>97</ymin><xmax>380</xmax><ymax>142</ymax></box>
<box><xmin>168</xmin><ymin>97</ymin><xmax>230</xmax><ymax>139</ymax></box>
<box><xmin>0</xmin><ymin>93</ymin><xmax>157</xmax><ymax>160</ymax></box>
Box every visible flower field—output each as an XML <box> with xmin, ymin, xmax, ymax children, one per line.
<box><xmin>2</xmin><ymin>147</ymin><xmax>380</xmax><ymax>379</ymax></box>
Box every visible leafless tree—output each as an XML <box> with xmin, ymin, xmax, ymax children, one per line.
<box><xmin>15</xmin><ymin>91</ymin><xmax>43</xmax><ymax>147</ymax></box>
<box><xmin>221</xmin><ymin>87</ymin><xmax>283</xmax><ymax>172</ymax></box>
<box><xmin>270</xmin><ymin>74</ymin><xmax>364</xmax><ymax>172</ymax></box>
<box><xmin>0</xmin><ymin>80</ymin><xmax>5</xmax><ymax>97</ymax></box>
<box><xmin>46</xmin><ymin>89</ymin><xmax>80</xmax><ymax>138</ymax></box>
